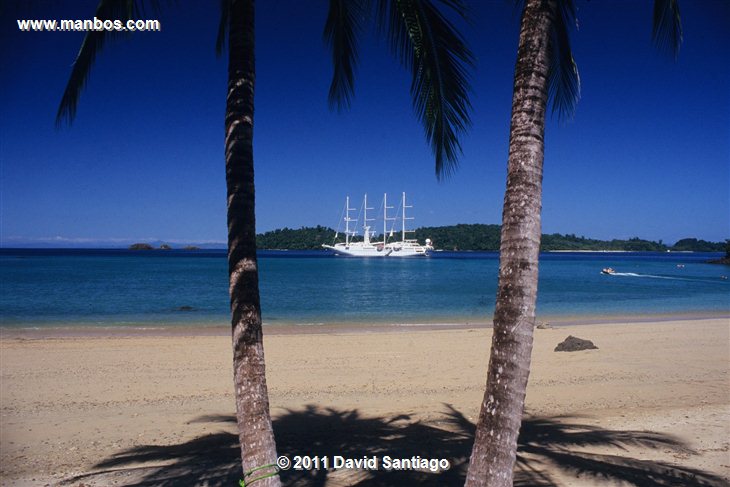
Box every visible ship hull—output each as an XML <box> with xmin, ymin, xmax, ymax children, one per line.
<box><xmin>322</xmin><ymin>244</ymin><xmax>392</xmax><ymax>257</ymax></box>
<box><xmin>385</xmin><ymin>241</ymin><xmax>433</xmax><ymax>257</ymax></box>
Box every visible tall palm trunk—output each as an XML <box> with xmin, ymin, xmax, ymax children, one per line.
<box><xmin>465</xmin><ymin>0</ymin><xmax>555</xmax><ymax>485</ymax></box>
<box><xmin>225</xmin><ymin>0</ymin><xmax>280</xmax><ymax>485</ymax></box>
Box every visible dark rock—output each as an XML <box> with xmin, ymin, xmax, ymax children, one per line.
<box><xmin>536</xmin><ymin>322</ymin><xmax>552</xmax><ymax>329</ymax></box>
<box><xmin>555</xmin><ymin>335</ymin><xmax>598</xmax><ymax>352</ymax></box>
<box><xmin>159</xmin><ymin>244</ymin><xmax>172</xmax><ymax>250</ymax></box>
<box><xmin>183</xmin><ymin>246</ymin><xmax>201</xmax><ymax>250</ymax></box>
<box><xmin>177</xmin><ymin>306</ymin><xmax>195</xmax><ymax>312</ymax></box>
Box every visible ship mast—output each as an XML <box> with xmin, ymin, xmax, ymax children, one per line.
<box><xmin>344</xmin><ymin>196</ymin><xmax>355</xmax><ymax>246</ymax></box>
<box><xmin>402</xmin><ymin>192</ymin><xmax>414</xmax><ymax>242</ymax></box>
<box><xmin>363</xmin><ymin>194</ymin><xmax>374</xmax><ymax>244</ymax></box>
<box><xmin>383</xmin><ymin>193</ymin><xmax>394</xmax><ymax>243</ymax></box>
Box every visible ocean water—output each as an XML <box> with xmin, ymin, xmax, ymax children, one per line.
<box><xmin>0</xmin><ymin>249</ymin><xmax>728</xmax><ymax>328</ymax></box>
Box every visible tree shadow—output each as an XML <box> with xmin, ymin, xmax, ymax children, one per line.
<box><xmin>60</xmin><ymin>405</ymin><xmax>728</xmax><ymax>486</ymax></box>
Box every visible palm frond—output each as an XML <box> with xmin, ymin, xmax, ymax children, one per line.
<box><xmin>324</xmin><ymin>0</ymin><xmax>368</xmax><ymax>111</ymax></box>
<box><xmin>652</xmin><ymin>0</ymin><xmax>682</xmax><ymax>59</ymax></box>
<box><xmin>216</xmin><ymin>0</ymin><xmax>230</xmax><ymax>56</ymax></box>
<box><xmin>378</xmin><ymin>0</ymin><xmax>473</xmax><ymax>179</ymax></box>
<box><xmin>56</xmin><ymin>0</ymin><xmax>145</xmax><ymax>126</ymax></box>
<box><xmin>547</xmin><ymin>0</ymin><xmax>580</xmax><ymax>120</ymax></box>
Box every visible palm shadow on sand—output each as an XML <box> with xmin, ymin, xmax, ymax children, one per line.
<box><xmin>61</xmin><ymin>405</ymin><xmax>727</xmax><ymax>486</ymax></box>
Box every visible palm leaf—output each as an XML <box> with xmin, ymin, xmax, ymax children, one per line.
<box><xmin>56</xmin><ymin>0</ymin><xmax>151</xmax><ymax>126</ymax></box>
<box><xmin>216</xmin><ymin>0</ymin><xmax>230</xmax><ymax>56</ymax></box>
<box><xmin>652</xmin><ymin>0</ymin><xmax>683</xmax><ymax>59</ymax></box>
<box><xmin>547</xmin><ymin>0</ymin><xmax>580</xmax><ymax>120</ymax></box>
<box><xmin>378</xmin><ymin>0</ymin><xmax>473</xmax><ymax>179</ymax></box>
<box><xmin>324</xmin><ymin>0</ymin><xmax>369</xmax><ymax>111</ymax></box>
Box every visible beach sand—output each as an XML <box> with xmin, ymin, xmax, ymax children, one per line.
<box><xmin>1</xmin><ymin>317</ymin><xmax>728</xmax><ymax>486</ymax></box>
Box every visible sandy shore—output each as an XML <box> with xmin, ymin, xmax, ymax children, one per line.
<box><xmin>1</xmin><ymin>318</ymin><xmax>728</xmax><ymax>486</ymax></box>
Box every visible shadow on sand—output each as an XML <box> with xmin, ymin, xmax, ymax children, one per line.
<box><xmin>61</xmin><ymin>405</ymin><xmax>727</xmax><ymax>486</ymax></box>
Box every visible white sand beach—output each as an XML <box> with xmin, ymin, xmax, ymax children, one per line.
<box><xmin>1</xmin><ymin>317</ymin><xmax>728</xmax><ymax>486</ymax></box>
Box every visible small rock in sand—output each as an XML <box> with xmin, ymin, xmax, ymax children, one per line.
<box><xmin>554</xmin><ymin>335</ymin><xmax>598</xmax><ymax>352</ymax></box>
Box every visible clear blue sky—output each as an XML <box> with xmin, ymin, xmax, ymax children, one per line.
<box><xmin>1</xmin><ymin>1</ymin><xmax>728</xmax><ymax>247</ymax></box>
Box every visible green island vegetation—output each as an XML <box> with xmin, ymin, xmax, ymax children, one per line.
<box><xmin>254</xmin><ymin>224</ymin><xmax>727</xmax><ymax>253</ymax></box>
<box><xmin>255</xmin><ymin>225</ymin><xmax>336</xmax><ymax>250</ymax></box>
<box><xmin>128</xmin><ymin>243</ymin><xmax>200</xmax><ymax>251</ymax></box>
<box><xmin>707</xmin><ymin>240</ymin><xmax>730</xmax><ymax>265</ymax></box>
<box><xmin>128</xmin><ymin>243</ymin><xmax>154</xmax><ymax>250</ymax></box>
<box><xmin>671</xmin><ymin>238</ymin><xmax>727</xmax><ymax>253</ymax></box>
<box><xmin>128</xmin><ymin>229</ymin><xmax>725</xmax><ymax>253</ymax></box>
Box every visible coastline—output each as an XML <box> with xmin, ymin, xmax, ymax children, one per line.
<box><xmin>1</xmin><ymin>309</ymin><xmax>728</xmax><ymax>339</ymax></box>
<box><xmin>1</xmin><ymin>316</ymin><xmax>728</xmax><ymax>486</ymax></box>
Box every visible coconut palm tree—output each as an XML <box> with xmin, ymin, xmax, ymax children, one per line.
<box><xmin>464</xmin><ymin>1</ymin><xmax>682</xmax><ymax>486</ymax></box>
<box><xmin>57</xmin><ymin>1</ymin><xmax>472</xmax><ymax>484</ymax></box>
<box><xmin>218</xmin><ymin>2</ymin><xmax>282</xmax><ymax>484</ymax></box>
<box><xmin>325</xmin><ymin>0</ymin><xmax>474</xmax><ymax>177</ymax></box>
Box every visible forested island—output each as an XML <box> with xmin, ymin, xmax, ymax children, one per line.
<box><xmin>255</xmin><ymin>224</ymin><xmax>727</xmax><ymax>253</ymax></box>
<box><xmin>126</xmin><ymin>226</ymin><xmax>725</xmax><ymax>252</ymax></box>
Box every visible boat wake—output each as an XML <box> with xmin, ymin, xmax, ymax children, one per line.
<box><xmin>607</xmin><ymin>272</ymin><xmax>726</xmax><ymax>283</ymax></box>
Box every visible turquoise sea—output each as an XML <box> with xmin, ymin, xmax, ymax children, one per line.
<box><xmin>0</xmin><ymin>249</ymin><xmax>728</xmax><ymax>328</ymax></box>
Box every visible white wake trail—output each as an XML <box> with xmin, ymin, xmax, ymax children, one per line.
<box><xmin>606</xmin><ymin>272</ymin><xmax>726</xmax><ymax>283</ymax></box>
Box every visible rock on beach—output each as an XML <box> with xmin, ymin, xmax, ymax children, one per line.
<box><xmin>555</xmin><ymin>335</ymin><xmax>598</xmax><ymax>352</ymax></box>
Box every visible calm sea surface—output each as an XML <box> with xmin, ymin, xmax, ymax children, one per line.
<box><xmin>1</xmin><ymin>249</ymin><xmax>728</xmax><ymax>328</ymax></box>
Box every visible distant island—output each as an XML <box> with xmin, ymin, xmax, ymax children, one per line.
<box><xmin>128</xmin><ymin>243</ymin><xmax>176</xmax><ymax>251</ymax></box>
<box><xmin>124</xmin><ymin>227</ymin><xmax>727</xmax><ymax>253</ymax></box>
<box><xmin>254</xmin><ymin>224</ymin><xmax>728</xmax><ymax>253</ymax></box>
<box><xmin>707</xmin><ymin>242</ymin><xmax>730</xmax><ymax>265</ymax></box>
<box><xmin>128</xmin><ymin>243</ymin><xmax>155</xmax><ymax>250</ymax></box>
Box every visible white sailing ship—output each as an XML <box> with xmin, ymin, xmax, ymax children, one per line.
<box><xmin>323</xmin><ymin>192</ymin><xmax>433</xmax><ymax>257</ymax></box>
<box><xmin>322</xmin><ymin>194</ymin><xmax>391</xmax><ymax>257</ymax></box>
<box><xmin>385</xmin><ymin>192</ymin><xmax>434</xmax><ymax>257</ymax></box>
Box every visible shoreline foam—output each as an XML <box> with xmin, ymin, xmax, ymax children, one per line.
<box><xmin>1</xmin><ymin>309</ymin><xmax>728</xmax><ymax>339</ymax></box>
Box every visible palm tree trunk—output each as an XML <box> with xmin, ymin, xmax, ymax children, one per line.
<box><xmin>225</xmin><ymin>1</ymin><xmax>281</xmax><ymax>485</ymax></box>
<box><xmin>464</xmin><ymin>0</ymin><xmax>555</xmax><ymax>485</ymax></box>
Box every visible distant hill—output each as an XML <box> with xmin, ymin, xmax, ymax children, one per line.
<box><xmin>670</xmin><ymin>238</ymin><xmax>726</xmax><ymax>253</ymax></box>
<box><xmin>254</xmin><ymin>224</ymin><xmax>727</xmax><ymax>253</ymax></box>
<box><xmin>128</xmin><ymin>243</ymin><xmax>154</xmax><ymax>250</ymax></box>
<box><xmin>707</xmin><ymin>240</ymin><xmax>730</xmax><ymax>265</ymax></box>
<box><xmin>256</xmin><ymin>226</ymin><xmax>336</xmax><ymax>250</ymax></box>
<box><xmin>541</xmin><ymin>234</ymin><xmax>667</xmax><ymax>252</ymax></box>
<box><xmin>413</xmin><ymin>224</ymin><xmax>501</xmax><ymax>251</ymax></box>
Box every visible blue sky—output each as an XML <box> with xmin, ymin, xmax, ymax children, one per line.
<box><xmin>1</xmin><ymin>1</ymin><xmax>728</xmax><ymax>247</ymax></box>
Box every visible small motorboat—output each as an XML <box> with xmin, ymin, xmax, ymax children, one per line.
<box><xmin>601</xmin><ymin>267</ymin><xmax>616</xmax><ymax>275</ymax></box>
